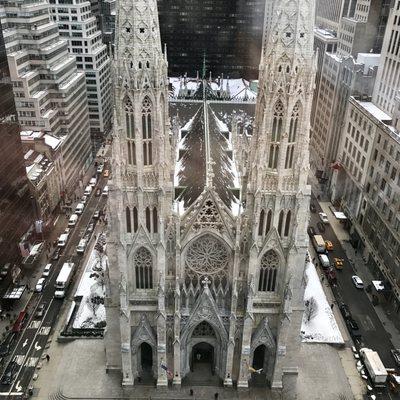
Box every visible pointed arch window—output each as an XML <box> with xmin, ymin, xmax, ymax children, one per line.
<box><xmin>134</xmin><ymin>247</ymin><xmax>153</xmax><ymax>289</ymax></box>
<box><xmin>153</xmin><ymin>207</ymin><xmax>158</xmax><ymax>234</ymax></box>
<box><xmin>271</xmin><ymin>100</ymin><xmax>284</xmax><ymax>142</ymax></box>
<box><xmin>126</xmin><ymin>207</ymin><xmax>132</xmax><ymax>233</ymax></box>
<box><xmin>258</xmin><ymin>250</ymin><xmax>279</xmax><ymax>292</ymax></box>
<box><xmin>145</xmin><ymin>207</ymin><xmax>151</xmax><ymax>231</ymax></box>
<box><xmin>133</xmin><ymin>206</ymin><xmax>138</xmax><ymax>233</ymax></box>
<box><xmin>142</xmin><ymin>97</ymin><xmax>152</xmax><ymax>166</ymax></box>
<box><xmin>278</xmin><ymin>210</ymin><xmax>284</xmax><ymax>237</ymax></box>
<box><xmin>258</xmin><ymin>210</ymin><xmax>265</xmax><ymax>236</ymax></box>
<box><xmin>268</xmin><ymin>145</ymin><xmax>279</xmax><ymax>168</ymax></box>
<box><xmin>284</xmin><ymin>210</ymin><xmax>291</xmax><ymax>237</ymax></box>
<box><xmin>265</xmin><ymin>209</ymin><xmax>272</xmax><ymax>235</ymax></box>
<box><xmin>125</xmin><ymin>98</ymin><xmax>136</xmax><ymax>165</ymax></box>
<box><xmin>285</xmin><ymin>102</ymin><xmax>301</xmax><ymax>169</ymax></box>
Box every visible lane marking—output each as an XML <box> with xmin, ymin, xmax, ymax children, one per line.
<box><xmin>38</xmin><ymin>326</ymin><xmax>51</xmax><ymax>335</ymax></box>
<box><xmin>15</xmin><ymin>380</ymin><xmax>22</xmax><ymax>392</ymax></box>
<box><xmin>27</xmin><ymin>320</ymin><xmax>41</xmax><ymax>329</ymax></box>
<box><xmin>22</xmin><ymin>339</ymin><xmax>28</xmax><ymax>348</ymax></box>
<box><xmin>24</xmin><ymin>357</ymin><xmax>39</xmax><ymax>368</ymax></box>
<box><xmin>14</xmin><ymin>355</ymin><xmax>25</xmax><ymax>365</ymax></box>
<box><xmin>34</xmin><ymin>342</ymin><xmax>42</xmax><ymax>351</ymax></box>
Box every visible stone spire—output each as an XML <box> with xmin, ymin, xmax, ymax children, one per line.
<box><xmin>248</xmin><ymin>0</ymin><xmax>316</xmax><ymax>193</ymax></box>
<box><xmin>113</xmin><ymin>0</ymin><xmax>172</xmax><ymax>191</ymax></box>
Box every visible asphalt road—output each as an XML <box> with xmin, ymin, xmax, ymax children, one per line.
<box><xmin>0</xmin><ymin>173</ymin><xmax>108</xmax><ymax>398</ymax></box>
<box><xmin>309</xmin><ymin>195</ymin><xmax>399</xmax><ymax>399</ymax></box>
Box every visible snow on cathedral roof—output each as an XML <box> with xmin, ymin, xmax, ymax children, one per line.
<box><xmin>172</xmin><ymin>92</ymin><xmax>242</xmax><ymax>213</ymax></box>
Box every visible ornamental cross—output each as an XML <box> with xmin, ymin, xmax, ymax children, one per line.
<box><xmin>202</xmin><ymin>276</ymin><xmax>211</xmax><ymax>288</ymax></box>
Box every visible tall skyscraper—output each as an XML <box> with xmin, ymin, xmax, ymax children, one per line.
<box><xmin>0</xmin><ymin>0</ymin><xmax>92</xmax><ymax>196</ymax></box>
<box><xmin>0</xmin><ymin>18</ymin><xmax>34</xmax><ymax>265</ymax></box>
<box><xmin>157</xmin><ymin>0</ymin><xmax>266</xmax><ymax>78</ymax></box>
<box><xmin>106</xmin><ymin>0</ymin><xmax>315</xmax><ymax>392</ymax></box>
<box><xmin>51</xmin><ymin>0</ymin><xmax>113</xmax><ymax>150</ymax></box>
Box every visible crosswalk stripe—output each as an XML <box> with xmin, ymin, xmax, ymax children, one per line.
<box><xmin>13</xmin><ymin>355</ymin><xmax>25</xmax><ymax>365</ymax></box>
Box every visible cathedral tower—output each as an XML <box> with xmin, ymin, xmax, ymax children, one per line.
<box><xmin>106</xmin><ymin>0</ymin><xmax>173</xmax><ymax>387</ymax></box>
<box><xmin>240</xmin><ymin>0</ymin><xmax>315</xmax><ymax>388</ymax></box>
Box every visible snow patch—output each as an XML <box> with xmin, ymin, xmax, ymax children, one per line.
<box><xmin>301</xmin><ymin>261</ymin><xmax>344</xmax><ymax>344</ymax></box>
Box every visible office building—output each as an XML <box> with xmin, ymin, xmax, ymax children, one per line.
<box><xmin>0</xmin><ymin>0</ymin><xmax>92</xmax><ymax>197</ymax></box>
<box><xmin>50</xmin><ymin>0</ymin><xmax>113</xmax><ymax>150</ymax></box>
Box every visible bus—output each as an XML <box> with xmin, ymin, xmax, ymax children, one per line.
<box><xmin>54</xmin><ymin>262</ymin><xmax>75</xmax><ymax>299</ymax></box>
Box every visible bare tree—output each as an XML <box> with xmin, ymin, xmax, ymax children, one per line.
<box><xmin>304</xmin><ymin>297</ymin><xmax>318</xmax><ymax>322</ymax></box>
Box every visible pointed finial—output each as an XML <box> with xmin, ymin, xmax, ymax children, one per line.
<box><xmin>202</xmin><ymin>52</ymin><xmax>206</xmax><ymax>80</ymax></box>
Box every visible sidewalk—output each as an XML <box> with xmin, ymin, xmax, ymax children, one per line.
<box><xmin>319</xmin><ymin>201</ymin><xmax>400</xmax><ymax>349</ymax></box>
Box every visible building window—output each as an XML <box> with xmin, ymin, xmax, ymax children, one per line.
<box><xmin>126</xmin><ymin>207</ymin><xmax>131</xmax><ymax>233</ymax></box>
<box><xmin>142</xmin><ymin>96</ymin><xmax>152</xmax><ymax>166</ymax></box>
<box><xmin>134</xmin><ymin>247</ymin><xmax>153</xmax><ymax>289</ymax></box>
<box><xmin>284</xmin><ymin>210</ymin><xmax>291</xmax><ymax>237</ymax></box>
<box><xmin>265</xmin><ymin>210</ymin><xmax>272</xmax><ymax>235</ymax></box>
<box><xmin>258</xmin><ymin>250</ymin><xmax>279</xmax><ymax>292</ymax></box>
<box><xmin>271</xmin><ymin>100</ymin><xmax>284</xmax><ymax>142</ymax></box>
<box><xmin>145</xmin><ymin>207</ymin><xmax>151</xmax><ymax>231</ymax></box>
<box><xmin>278</xmin><ymin>210</ymin><xmax>284</xmax><ymax>236</ymax></box>
<box><xmin>258</xmin><ymin>210</ymin><xmax>265</xmax><ymax>236</ymax></box>
<box><xmin>153</xmin><ymin>207</ymin><xmax>158</xmax><ymax>233</ymax></box>
<box><xmin>133</xmin><ymin>207</ymin><xmax>138</xmax><ymax>233</ymax></box>
<box><xmin>125</xmin><ymin>97</ymin><xmax>135</xmax><ymax>165</ymax></box>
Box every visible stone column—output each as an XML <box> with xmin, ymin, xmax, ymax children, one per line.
<box><xmin>173</xmin><ymin>278</ymin><xmax>182</xmax><ymax>386</ymax></box>
<box><xmin>237</xmin><ymin>314</ymin><xmax>253</xmax><ymax>388</ymax></box>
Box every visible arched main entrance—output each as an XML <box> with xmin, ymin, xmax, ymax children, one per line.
<box><xmin>191</xmin><ymin>342</ymin><xmax>214</xmax><ymax>374</ymax></box>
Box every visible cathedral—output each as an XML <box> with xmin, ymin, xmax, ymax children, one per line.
<box><xmin>105</xmin><ymin>0</ymin><xmax>315</xmax><ymax>392</ymax></box>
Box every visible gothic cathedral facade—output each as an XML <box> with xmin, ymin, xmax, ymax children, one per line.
<box><xmin>105</xmin><ymin>0</ymin><xmax>315</xmax><ymax>391</ymax></box>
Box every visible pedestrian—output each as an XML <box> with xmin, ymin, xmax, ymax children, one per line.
<box><xmin>46</xmin><ymin>354</ymin><xmax>50</xmax><ymax>362</ymax></box>
<box><xmin>189</xmin><ymin>389</ymin><xmax>193</xmax><ymax>396</ymax></box>
<box><xmin>330</xmin><ymin>303</ymin><xmax>334</xmax><ymax>309</ymax></box>
<box><xmin>214</xmin><ymin>393</ymin><xmax>219</xmax><ymax>400</ymax></box>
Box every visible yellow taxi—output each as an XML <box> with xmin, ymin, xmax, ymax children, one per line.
<box><xmin>334</xmin><ymin>257</ymin><xmax>344</xmax><ymax>270</ymax></box>
<box><xmin>325</xmin><ymin>240</ymin><xmax>334</xmax><ymax>251</ymax></box>
<box><xmin>103</xmin><ymin>169</ymin><xmax>110</xmax><ymax>178</ymax></box>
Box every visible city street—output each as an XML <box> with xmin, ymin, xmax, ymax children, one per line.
<box><xmin>310</xmin><ymin>195</ymin><xmax>400</xmax><ymax>399</ymax></box>
<box><xmin>0</xmin><ymin>171</ymin><xmax>108</xmax><ymax>398</ymax></box>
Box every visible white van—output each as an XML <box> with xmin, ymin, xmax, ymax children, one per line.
<box><xmin>318</xmin><ymin>254</ymin><xmax>330</xmax><ymax>268</ymax></box>
<box><xmin>57</xmin><ymin>233</ymin><xmax>69</xmax><ymax>248</ymax></box>
<box><xmin>75</xmin><ymin>203</ymin><xmax>85</xmax><ymax>215</ymax></box>
<box><xmin>68</xmin><ymin>214</ymin><xmax>79</xmax><ymax>227</ymax></box>
<box><xmin>89</xmin><ymin>177</ymin><xmax>97</xmax><ymax>187</ymax></box>
<box><xmin>84</xmin><ymin>185</ymin><xmax>92</xmax><ymax>196</ymax></box>
<box><xmin>102</xmin><ymin>185</ymin><xmax>109</xmax><ymax>196</ymax></box>
<box><xmin>76</xmin><ymin>239</ymin><xmax>87</xmax><ymax>254</ymax></box>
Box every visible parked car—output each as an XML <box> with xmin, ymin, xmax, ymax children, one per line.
<box><xmin>35</xmin><ymin>277</ymin><xmax>46</xmax><ymax>293</ymax></box>
<box><xmin>325</xmin><ymin>240</ymin><xmax>333</xmax><ymax>251</ymax></box>
<box><xmin>42</xmin><ymin>263</ymin><xmax>52</xmax><ymax>277</ymax></box>
<box><xmin>319</xmin><ymin>212</ymin><xmax>329</xmax><ymax>224</ymax></box>
<box><xmin>93</xmin><ymin>210</ymin><xmax>100</xmax><ymax>219</ymax></box>
<box><xmin>390</xmin><ymin>349</ymin><xmax>400</xmax><ymax>367</ymax></box>
<box><xmin>96</xmin><ymin>164</ymin><xmax>104</xmax><ymax>174</ymax></box>
<box><xmin>95</xmin><ymin>188</ymin><xmax>101</xmax><ymax>197</ymax></box>
<box><xmin>334</xmin><ymin>257</ymin><xmax>344</xmax><ymax>270</ymax></box>
<box><xmin>51</xmin><ymin>248</ymin><xmax>61</xmax><ymax>260</ymax></box>
<box><xmin>317</xmin><ymin>221</ymin><xmax>326</xmax><ymax>233</ymax></box>
<box><xmin>35</xmin><ymin>303</ymin><xmax>46</xmax><ymax>319</ymax></box>
<box><xmin>89</xmin><ymin>177</ymin><xmax>97</xmax><ymax>187</ymax></box>
<box><xmin>339</xmin><ymin>303</ymin><xmax>351</xmax><ymax>320</ymax></box>
<box><xmin>1</xmin><ymin>360</ymin><xmax>19</xmax><ymax>385</ymax></box>
<box><xmin>102</xmin><ymin>185</ymin><xmax>109</xmax><ymax>196</ymax></box>
<box><xmin>346</xmin><ymin>318</ymin><xmax>359</xmax><ymax>331</ymax></box>
<box><xmin>352</xmin><ymin>275</ymin><xmax>364</xmax><ymax>289</ymax></box>
<box><xmin>307</xmin><ymin>226</ymin><xmax>316</xmax><ymax>237</ymax></box>
<box><xmin>0</xmin><ymin>333</ymin><xmax>16</xmax><ymax>357</ymax></box>
<box><xmin>81</xmin><ymin>195</ymin><xmax>88</xmax><ymax>204</ymax></box>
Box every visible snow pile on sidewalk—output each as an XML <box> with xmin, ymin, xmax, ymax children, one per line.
<box><xmin>301</xmin><ymin>261</ymin><xmax>344</xmax><ymax>344</ymax></box>
<box><xmin>72</xmin><ymin>235</ymin><xmax>107</xmax><ymax>329</ymax></box>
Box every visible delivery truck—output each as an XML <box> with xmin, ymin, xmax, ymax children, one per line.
<box><xmin>360</xmin><ymin>348</ymin><xmax>387</xmax><ymax>386</ymax></box>
<box><xmin>312</xmin><ymin>235</ymin><xmax>326</xmax><ymax>253</ymax></box>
